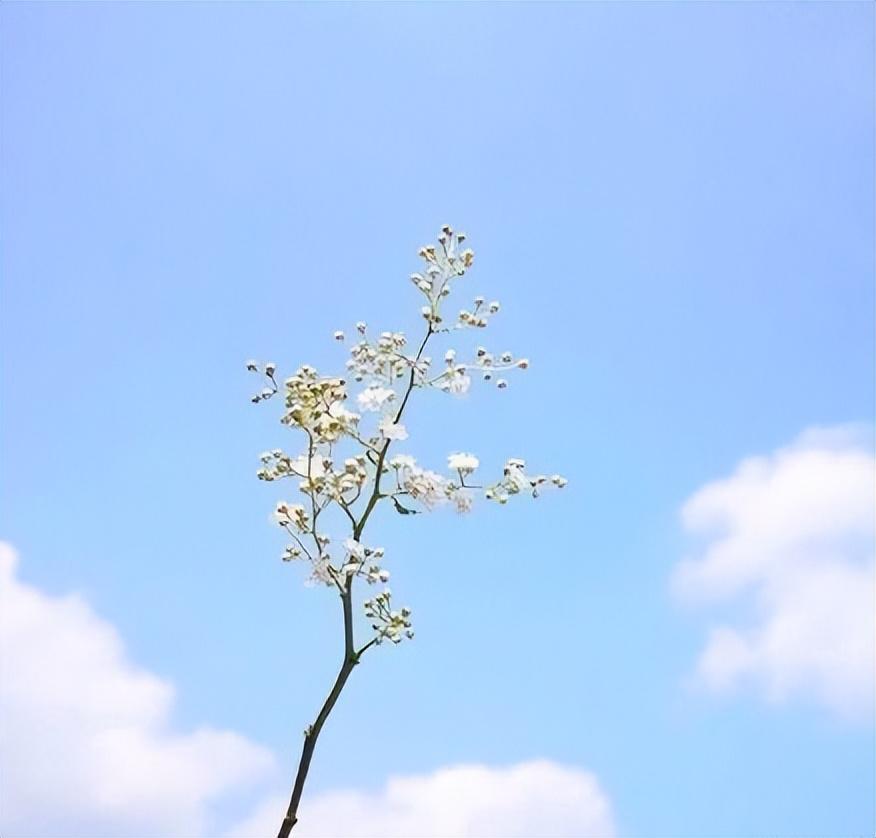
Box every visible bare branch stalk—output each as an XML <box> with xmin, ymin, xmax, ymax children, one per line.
<box><xmin>278</xmin><ymin>585</ymin><xmax>356</xmax><ymax>838</ymax></box>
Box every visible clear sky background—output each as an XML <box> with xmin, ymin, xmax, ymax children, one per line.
<box><xmin>1</xmin><ymin>3</ymin><xmax>873</xmax><ymax>837</ymax></box>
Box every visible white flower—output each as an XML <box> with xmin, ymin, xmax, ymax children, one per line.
<box><xmin>357</xmin><ymin>385</ymin><xmax>396</xmax><ymax>412</ymax></box>
<box><xmin>508</xmin><ymin>472</ymin><xmax>528</xmax><ymax>492</ymax></box>
<box><xmin>452</xmin><ymin>488</ymin><xmax>474</xmax><ymax>513</ymax></box>
<box><xmin>328</xmin><ymin>401</ymin><xmax>359</xmax><ymax>424</ymax></box>
<box><xmin>401</xmin><ymin>467</ymin><xmax>446</xmax><ymax>508</ymax></box>
<box><xmin>290</xmin><ymin>455</ymin><xmax>327</xmax><ymax>478</ymax></box>
<box><xmin>448</xmin><ymin>452</ymin><xmax>479</xmax><ymax>474</ymax></box>
<box><xmin>444</xmin><ymin>369</ymin><xmax>471</xmax><ymax>395</ymax></box>
<box><xmin>334</xmin><ymin>331</ymin><xmax>345</xmax><ymax>341</ymax></box>
<box><xmin>379</xmin><ymin>417</ymin><xmax>408</xmax><ymax>440</ymax></box>
<box><xmin>389</xmin><ymin>454</ymin><xmax>417</xmax><ymax>470</ymax></box>
<box><xmin>307</xmin><ymin>559</ymin><xmax>335</xmax><ymax>587</ymax></box>
<box><xmin>274</xmin><ymin>501</ymin><xmax>309</xmax><ymax>530</ymax></box>
<box><xmin>366</xmin><ymin>564</ymin><xmax>391</xmax><ymax>584</ymax></box>
<box><xmin>282</xmin><ymin>545</ymin><xmax>302</xmax><ymax>562</ymax></box>
<box><xmin>343</xmin><ymin>538</ymin><xmax>366</xmax><ymax>560</ymax></box>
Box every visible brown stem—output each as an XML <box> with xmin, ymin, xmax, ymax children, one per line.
<box><xmin>278</xmin><ymin>586</ymin><xmax>357</xmax><ymax>837</ymax></box>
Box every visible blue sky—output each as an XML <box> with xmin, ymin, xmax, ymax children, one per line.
<box><xmin>1</xmin><ymin>3</ymin><xmax>873</xmax><ymax>837</ymax></box>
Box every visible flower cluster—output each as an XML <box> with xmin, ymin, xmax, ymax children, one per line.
<box><xmin>258</xmin><ymin>450</ymin><xmax>369</xmax><ymax>503</ymax></box>
<box><xmin>335</xmin><ymin>538</ymin><xmax>390</xmax><ymax>584</ymax></box>
<box><xmin>390</xmin><ymin>456</ymin><xmax>448</xmax><ymax>509</ymax></box>
<box><xmin>347</xmin><ymin>328</ymin><xmax>415</xmax><ymax>386</ymax></box>
<box><xmin>448</xmin><ymin>452</ymin><xmax>479</xmax><ymax>475</ymax></box>
<box><xmin>275</xmin><ymin>501</ymin><xmax>310</xmax><ymax>532</ymax></box>
<box><xmin>364</xmin><ymin>590</ymin><xmax>414</xmax><ymax>645</ymax></box>
<box><xmin>432</xmin><ymin>346</ymin><xmax>529</xmax><ymax>394</ymax></box>
<box><xmin>457</xmin><ymin>296</ymin><xmax>500</xmax><ymax>330</ymax></box>
<box><xmin>250</xmin><ymin>226</ymin><xmax>565</xmax><ymax>651</ymax></box>
<box><xmin>411</xmin><ymin>225</ymin><xmax>475</xmax><ymax>325</ymax></box>
<box><xmin>485</xmin><ymin>458</ymin><xmax>569</xmax><ymax>504</ymax></box>
<box><xmin>282</xmin><ymin>367</ymin><xmax>360</xmax><ymax>443</ymax></box>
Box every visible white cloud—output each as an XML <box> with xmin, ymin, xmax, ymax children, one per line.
<box><xmin>1</xmin><ymin>542</ymin><xmax>616</xmax><ymax>837</ymax></box>
<box><xmin>672</xmin><ymin>424</ymin><xmax>875</xmax><ymax>719</ymax></box>
<box><xmin>228</xmin><ymin>760</ymin><xmax>616</xmax><ymax>838</ymax></box>
<box><xmin>0</xmin><ymin>542</ymin><xmax>275</xmax><ymax>837</ymax></box>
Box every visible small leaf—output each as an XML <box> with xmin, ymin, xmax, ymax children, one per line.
<box><xmin>392</xmin><ymin>497</ymin><xmax>419</xmax><ymax>516</ymax></box>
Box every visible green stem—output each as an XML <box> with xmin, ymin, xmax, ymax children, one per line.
<box><xmin>277</xmin><ymin>587</ymin><xmax>357</xmax><ymax>838</ymax></box>
<box><xmin>279</xmin><ymin>322</ymin><xmax>433</xmax><ymax>835</ymax></box>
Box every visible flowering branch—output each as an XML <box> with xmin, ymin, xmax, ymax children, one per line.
<box><xmin>249</xmin><ymin>226</ymin><xmax>566</xmax><ymax>836</ymax></box>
